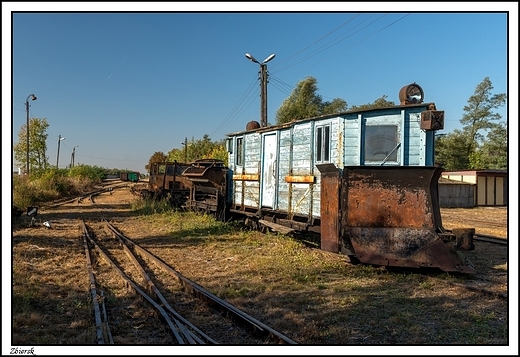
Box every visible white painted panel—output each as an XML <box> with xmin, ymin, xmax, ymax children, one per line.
<box><xmin>261</xmin><ymin>134</ymin><xmax>277</xmax><ymax>208</ymax></box>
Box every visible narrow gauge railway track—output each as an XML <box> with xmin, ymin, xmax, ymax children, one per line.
<box><xmin>46</xmin><ymin>183</ymin><xmax>130</xmax><ymax>208</ymax></box>
<box><xmin>81</xmin><ymin>220</ymin><xmax>215</xmax><ymax>344</ymax></box>
<box><xmin>444</xmin><ymin>218</ymin><xmax>507</xmax><ymax>236</ymax></box>
<box><xmin>474</xmin><ymin>234</ymin><xmax>507</xmax><ymax>245</ymax></box>
<box><xmin>456</xmin><ymin>219</ymin><xmax>507</xmax><ymax>230</ymax></box>
<box><xmin>81</xmin><ymin>219</ymin><xmax>296</xmax><ymax>345</ymax></box>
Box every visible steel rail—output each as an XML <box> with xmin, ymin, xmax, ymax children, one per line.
<box><xmin>84</xmin><ymin>226</ymin><xmax>187</xmax><ymax>344</ymax></box>
<box><xmin>99</xmin><ymin>291</ymin><xmax>114</xmax><ymax>344</ymax></box>
<box><xmin>105</xmin><ymin>221</ymin><xmax>216</xmax><ymax>344</ymax></box>
<box><xmin>473</xmin><ymin>234</ymin><xmax>507</xmax><ymax>245</ymax></box>
<box><xmin>81</xmin><ymin>221</ymin><xmax>105</xmax><ymax>344</ymax></box>
<box><xmin>103</xmin><ymin>218</ymin><xmax>297</xmax><ymax>345</ymax></box>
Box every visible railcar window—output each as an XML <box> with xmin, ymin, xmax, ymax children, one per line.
<box><xmin>236</xmin><ymin>137</ymin><xmax>244</xmax><ymax>166</ymax></box>
<box><xmin>226</xmin><ymin>138</ymin><xmax>233</xmax><ymax>153</ymax></box>
<box><xmin>364</xmin><ymin>125</ymin><xmax>399</xmax><ymax>164</ymax></box>
<box><xmin>316</xmin><ymin>125</ymin><xmax>331</xmax><ymax>163</ymax></box>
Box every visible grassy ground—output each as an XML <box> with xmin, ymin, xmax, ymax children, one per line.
<box><xmin>9</xmin><ymin>187</ymin><xmax>511</xmax><ymax>352</ymax></box>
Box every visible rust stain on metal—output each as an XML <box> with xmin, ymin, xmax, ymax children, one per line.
<box><xmin>343</xmin><ymin>166</ymin><xmax>443</xmax><ymax>229</ymax></box>
<box><xmin>338</xmin><ymin>166</ymin><xmax>474</xmax><ymax>273</ymax></box>
<box><xmin>317</xmin><ymin>164</ymin><xmax>341</xmax><ymax>253</ymax></box>
<box><xmin>347</xmin><ymin>227</ymin><xmax>475</xmax><ymax>273</ymax></box>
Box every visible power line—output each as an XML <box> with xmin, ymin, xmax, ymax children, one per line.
<box><xmin>269</xmin><ymin>75</ymin><xmax>294</xmax><ymax>96</ymax></box>
<box><xmin>272</xmin><ymin>13</ymin><xmax>362</xmax><ymax>69</ymax></box>
<box><xmin>210</xmin><ymin>76</ymin><xmax>259</xmax><ymax>137</ymax></box>
<box><xmin>279</xmin><ymin>13</ymin><xmax>411</xmax><ymax>75</ymax></box>
<box><xmin>272</xmin><ymin>13</ymin><xmax>387</xmax><ymax>74</ymax></box>
<box><xmin>211</xmin><ymin>13</ymin><xmax>412</xmax><ymax>139</ymax></box>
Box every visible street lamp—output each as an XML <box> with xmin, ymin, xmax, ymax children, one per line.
<box><xmin>245</xmin><ymin>53</ymin><xmax>276</xmax><ymax>127</ymax></box>
<box><xmin>56</xmin><ymin>135</ymin><xmax>65</xmax><ymax>168</ymax></box>
<box><xmin>181</xmin><ymin>137</ymin><xmax>188</xmax><ymax>163</ymax></box>
<box><xmin>70</xmin><ymin>145</ymin><xmax>79</xmax><ymax>168</ymax></box>
<box><xmin>25</xmin><ymin>94</ymin><xmax>37</xmax><ymax>175</ymax></box>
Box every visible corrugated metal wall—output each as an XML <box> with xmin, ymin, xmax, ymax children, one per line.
<box><xmin>438</xmin><ymin>183</ymin><xmax>475</xmax><ymax>208</ymax></box>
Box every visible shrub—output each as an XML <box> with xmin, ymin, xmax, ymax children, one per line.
<box><xmin>12</xmin><ymin>165</ymin><xmax>105</xmax><ymax>209</ymax></box>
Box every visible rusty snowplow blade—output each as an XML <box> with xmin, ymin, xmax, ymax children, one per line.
<box><xmin>339</xmin><ymin>166</ymin><xmax>475</xmax><ymax>274</ymax></box>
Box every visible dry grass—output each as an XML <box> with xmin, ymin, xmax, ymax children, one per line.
<box><xmin>440</xmin><ymin>206</ymin><xmax>508</xmax><ymax>238</ymax></box>
<box><xmin>10</xmin><ymin>186</ymin><xmax>511</xmax><ymax>350</ymax></box>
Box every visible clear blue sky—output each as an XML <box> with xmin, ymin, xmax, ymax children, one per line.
<box><xmin>5</xmin><ymin>4</ymin><xmax>516</xmax><ymax>174</ymax></box>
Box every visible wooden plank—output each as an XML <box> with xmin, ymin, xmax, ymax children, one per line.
<box><xmin>285</xmin><ymin>175</ymin><xmax>315</xmax><ymax>183</ymax></box>
<box><xmin>233</xmin><ymin>174</ymin><xmax>259</xmax><ymax>181</ymax></box>
<box><xmin>259</xmin><ymin>220</ymin><xmax>294</xmax><ymax>235</ymax></box>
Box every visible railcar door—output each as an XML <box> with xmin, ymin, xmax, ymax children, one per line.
<box><xmin>261</xmin><ymin>134</ymin><xmax>277</xmax><ymax>208</ymax></box>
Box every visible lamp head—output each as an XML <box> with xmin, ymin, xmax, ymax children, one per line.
<box><xmin>245</xmin><ymin>53</ymin><xmax>259</xmax><ymax>64</ymax></box>
<box><xmin>31</xmin><ymin>95</ymin><xmax>37</xmax><ymax>101</ymax></box>
<box><xmin>262</xmin><ymin>54</ymin><xmax>276</xmax><ymax>64</ymax></box>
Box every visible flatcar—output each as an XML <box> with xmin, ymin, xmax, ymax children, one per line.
<box><xmin>146</xmin><ymin>84</ymin><xmax>476</xmax><ymax>274</ymax></box>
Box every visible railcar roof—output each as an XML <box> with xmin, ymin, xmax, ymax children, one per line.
<box><xmin>226</xmin><ymin>102</ymin><xmax>437</xmax><ymax>136</ymax></box>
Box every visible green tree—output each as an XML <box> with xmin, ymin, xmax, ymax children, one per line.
<box><xmin>435</xmin><ymin>77</ymin><xmax>506</xmax><ymax>170</ymax></box>
<box><xmin>322</xmin><ymin>98</ymin><xmax>349</xmax><ymax>115</ymax></box>
<box><xmin>275</xmin><ymin>76</ymin><xmax>347</xmax><ymax>124</ymax></box>
<box><xmin>145</xmin><ymin>151</ymin><xmax>168</xmax><ymax>172</ymax></box>
<box><xmin>13</xmin><ymin>117</ymin><xmax>50</xmax><ymax>173</ymax></box>
<box><xmin>435</xmin><ymin>131</ymin><xmax>473</xmax><ymax>170</ymax></box>
<box><xmin>349</xmin><ymin>95</ymin><xmax>396</xmax><ymax>111</ymax></box>
<box><xmin>473</xmin><ymin>121</ymin><xmax>507</xmax><ymax>169</ymax></box>
<box><xmin>460</xmin><ymin>77</ymin><xmax>507</xmax><ymax>162</ymax></box>
<box><xmin>166</xmin><ymin>135</ymin><xmax>228</xmax><ymax>164</ymax></box>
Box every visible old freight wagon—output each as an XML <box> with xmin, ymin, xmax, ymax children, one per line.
<box><xmin>225</xmin><ymin>84</ymin><xmax>443</xmax><ymax>222</ymax></box>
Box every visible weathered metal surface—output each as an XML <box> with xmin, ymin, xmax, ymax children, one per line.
<box><xmin>452</xmin><ymin>228</ymin><xmax>475</xmax><ymax>251</ymax></box>
<box><xmin>342</xmin><ymin>166</ymin><xmax>443</xmax><ymax>229</ymax></box>
<box><xmin>340</xmin><ymin>166</ymin><xmax>475</xmax><ymax>273</ymax></box>
<box><xmin>317</xmin><ymin>164</ymin><xmax>341</xmax><ymax>253</ymax></box>
<box><xmin>183</xmin><ymin>160</ymin><xmax>227</xmax><ymax>189</ymax></box>
<box><xmin>346</xmin><ymin>227</ymin><xmax>475</xmax><ymax>273</ymax></box>
<box><xmin>148</xmin><ymin>162</ymin><xmax>191</xmax><ymax>193</ymax></box>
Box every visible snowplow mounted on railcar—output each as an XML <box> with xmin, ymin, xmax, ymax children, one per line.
<box><xmin>317</xmin><ymin>164</ymin><xmax>476</xmax><ymax>274</ymax></box>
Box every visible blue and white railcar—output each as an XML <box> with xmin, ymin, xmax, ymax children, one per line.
<box><xmin>225</xmin><ymin>84</ymin><xmax>444</xmax><ymax>224</ymax></box>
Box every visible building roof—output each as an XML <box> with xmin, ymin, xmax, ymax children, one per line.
<box><xmin>442</xmin><ymin>169</ymin><xmax>507</xmax><ymax>176</ymax></box>
<box><xmin>226</xmin><ymin>102</ymin><xmax>437</xmax><ymax>136</ymax></box>
<box><xmin>439</xmin><ymin>177</ymin><xmax>474</xmax><ymax>185</ymax></box>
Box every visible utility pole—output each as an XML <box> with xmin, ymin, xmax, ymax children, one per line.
<box><xmin>184</xmin><ymin>137</ymin><xmax>188</xmax><ymax>163</ymax></box>
<box><xmin>25</xmin><ymin>94</ymin><xmax>37</xmax><ymax>174</ymax></box>
<box><xmin>56</xmin><ymin>135</ymin><xmax>65</xmax><ymax>168</ymax></box>
<box><xmin>245</xmin><ymin>53</ymin><xmax>276</xmax><ymax>127</ymax></box>
<box><xmin>70</xmin><ymin>145</ymin><xmax>78</xmax><ymax>168</ymax></box>
<box><xmin>260</xmin><ymin>63</ymin><xmax>268</xmax><ymax>128</ymax></box>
